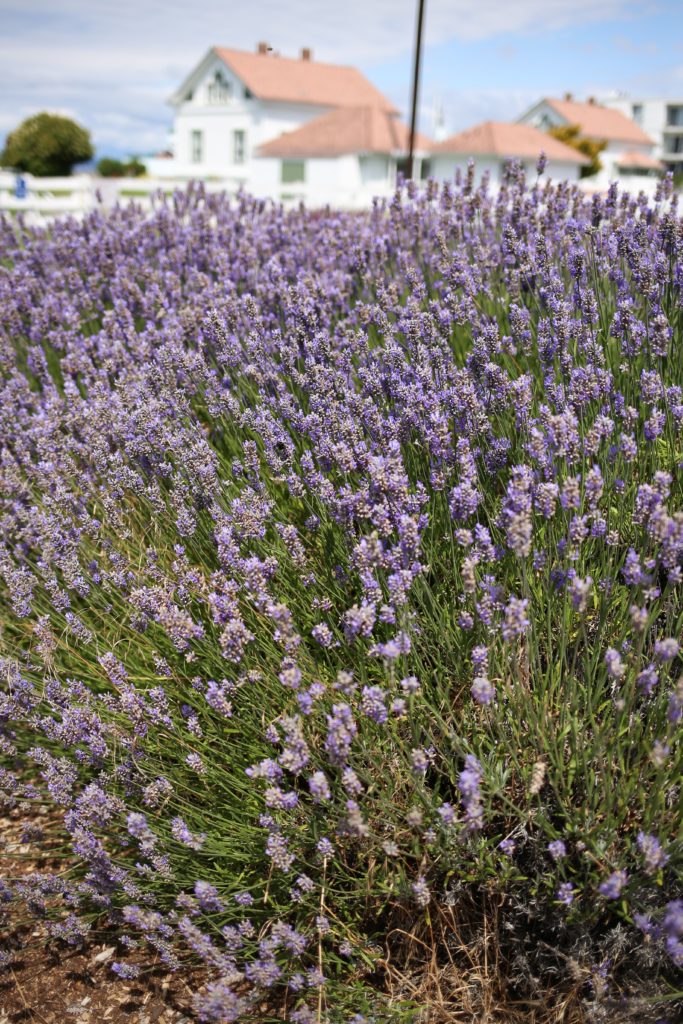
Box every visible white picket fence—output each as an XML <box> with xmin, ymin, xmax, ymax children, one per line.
<box><xmin>0</xmin><ymin>169</ymin><xmax>668</xmax><ymax>225</ymax></box>
<box><xmin>0</xmin><ymin>172</ymin><xmax>95</xmax><ymax>220</ymax></box>
<box><xmin>0</xmin><ymin>172</ymin><xmax>249</xmax><ymax>225</ymax></box>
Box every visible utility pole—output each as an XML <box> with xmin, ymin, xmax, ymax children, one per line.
<box><xmin>407</xmin><ymin>0</ymin><xmax>426</xmax><ymax>179</ymax></box>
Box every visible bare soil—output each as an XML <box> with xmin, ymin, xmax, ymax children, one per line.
<box><xmin>0</xmin><ymin>932</ymin><xmax>199</xmax><ymax>1024</ymax></box>
<box><xmin>0</xmin><ymin>805</ymin><xmax>200</xmax><ymax>1024</ymax></box>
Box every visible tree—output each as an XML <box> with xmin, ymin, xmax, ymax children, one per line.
<box><xmin>547</xmin><ymin>123</ymin><xmax>607</xmax><ymax>179</ymax></box>
<box><xmin>97</xmin><ymin>156</ymin><xmax>146</xmax><ymax>178</ymax></box>
<box><xmin>125</xmin><ymin>157</ymin><xmax>146</xmax><ymax>178</ymax></box>
<box><xmin>96</xmin><ymin>157</ymin><xmax>126</xmax><ymax>178</ymax></box>
<box><xmin>1</xmin><ymin>113</ymin><xmax>93</xmax><ymax>177</ymax></box>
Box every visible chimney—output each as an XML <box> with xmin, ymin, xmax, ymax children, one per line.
<box><xmin>300</xmin><ymin>47</ymin><xmax>312</xmax><ymax>61</ymax></box>
<box><xmin>256</xmin><ymin>41</ymin><xmax>270</xmax><ymax>55</ymax></box>
<box><xmin>564</xmin><ymin>91</ymin><xmax>573</xmax><ymax>101</ymax></box>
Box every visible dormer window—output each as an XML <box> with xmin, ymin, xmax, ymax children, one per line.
<box><xmin>208</xmin><ymin>70</ymin><xmax>232</xmax><ymax>104</ymax></box>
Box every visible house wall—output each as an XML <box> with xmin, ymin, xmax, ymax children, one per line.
<box><xmin>169</xmin><ymin>101</ymin><xmax>335</xmax><ymax>179</ymax></box>
<box><xmin>519</xmin><ymin>99</ymin><xmax>661</xmax><ymax>188</ymax></box>
<box><xmin>430</xmin><ymin>154</ymin><xmax>581</xmax><ymax>187</ymax></box>
<box><xmin>600</xmin><ymin>97</ymin><xmax>683</xmax><ymax>173</ymax></box>
<box><xmin>251</xmin><ymin>154</ymin><xmax>399</xmax><ymax>208</ymax></box>
<box><xmin>431</xmin><ymin>155</ymin><xmax>500</xmax><ymax>186</ymax></box>
<box><xmin>547</xmin><ymin>160</ymin><xmax>583</xmax><ymax>182</ymax></box>
<box><xmin>593</xmin><ymin>140</ymin><xmax>655</xmax><ymax>188</ymax></box>
<box><xmin>519</xmin><ymin>101</ymin><xmax>564</xmax><ymax>134</ymax></box>
<box><xmin>165</xmin><ymin>53</ymin><xmax>337</xmax><ymax>179</ymax></box>
<box><xmin>359</xmin><ymin>154</ymin><xmax>391</xmax><ymax>185</ymax></box>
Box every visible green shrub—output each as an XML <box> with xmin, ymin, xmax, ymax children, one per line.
<box><xmin>1</xmin><ymin>112</ymin><xmax>93</xmax><ymax>176</ymax></box>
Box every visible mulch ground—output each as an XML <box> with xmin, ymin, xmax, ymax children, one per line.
<box><xmin>0</xmin><ymin>933</ymin><xmax>199</xmax><ymax>1024</ymax></box>
<box><xmin>0</xmin><ymin>805</ymin><xmax>201</xmax><ymax>1024</ymax></box>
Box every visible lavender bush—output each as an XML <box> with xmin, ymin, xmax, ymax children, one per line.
<box><xmin>1</xmin><ymin>170</ymin><xmax>682</xmax><ymax>1021</ymax></box>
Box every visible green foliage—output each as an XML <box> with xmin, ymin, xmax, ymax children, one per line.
<box><xmin>1</xmin><ymin>112</ymin><xmax>93</xmax><ymax>176</ymax></box>
<box><xmin>96</xmin><ymin>157</ymin><xmax>126</xmax><ymax>177</ymax></box>
<box><xmin>1</xmin><ymin>182</ymin><xmax>682</xmax><ymax>1019</ymax></box>
<box><xmin>547</xmin><ymin>123</ymin><xmax>607</xmax><ymax>178</ymax></box>
<box><xmin>96</xmin><ymin>155</ymin><xmax>146</xmax><ymax>178</ymax></box>
<box><xmin>125</xmin><ymin>156</ymin><xmax>146</xmax><ymax>177</ymax></box>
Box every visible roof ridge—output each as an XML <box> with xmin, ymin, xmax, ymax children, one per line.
<box><xmin>211</xmin><ymin>47</ymin><xmax>397</xmax><ymax>113</ymax></box>
<box><xmin>258</xmin><ymin>105</ymin><xmax>431</xmax><ymax>158</ymax></box>
<box><xmin>432</xmin><ymin>120</ymin><xmax>588</xmax><ymax>164</ymax></box>
<box><xmin>214</xmin><ymin>45</ymin><xmax>357</xmax><ymax>71</ymax></box>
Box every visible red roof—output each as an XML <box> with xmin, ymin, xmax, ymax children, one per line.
<box><xmin>258</xmin><ymin>106</ymin><xmax>431</xmax><ymax>157</ymax></box>
<box><xmin>214</xmin><ymin>48</ymin><xmax>397</xmax><ymax>112</ymax></box>
<box><xmin>543</xmin><ymin>98</ymin><xmax>654</xmax><ymax>144</ymax></box>
<box><xmin>617</xmin><ymin>150</ymin><xmax>665</xmax><ymax>171</ymax></box>
<box><xmin>432</xmin><ymin>121</ymin><xmax>588</xmax><ymax>165</ymax></box>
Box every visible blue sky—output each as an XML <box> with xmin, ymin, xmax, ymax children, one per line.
<box><xmin>1</xmin><ymin>0</ymin><xmax>682</xmax><ymax>157</ymax></box>
<box><xmin>382</xmin><ymin>3</ymin><xmax>683</xmax><ymax>135</ymax></box>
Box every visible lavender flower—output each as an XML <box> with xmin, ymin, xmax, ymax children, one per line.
<box><xmin>471</xmin><ymin>674</ymin><xmax>495</xmax><ymax>705</ymax></box>
<box><xmin>1</xmin><ymin>172</ymin><xmax>682</xmax><ymax>1012</ymax></box>
<box><xmin>502</xmin><ymin>597</ymin><xmax>530</xmax><ymax>642</ymax></box>
<box><xmin>637</xmin><ymin>832</ymin><xmax>669</xmax><ymax>875</ymax></box>
<box><xmin>557</xmin><ymin>883</ymin><xmax>575</xmax><ymax>906</ymax></box>
<box><xmin>458</xmin><ymin>755</ymin><xmax>484</xmax><ymax>831</ymax></box>
<box><xmin>412</xmin><ymin>876</ymin><xmax>431</xmax><ymax>908</ymax></box>
<box><xmin>548</xmin><ymin>839</ymin><xmax>567</xmax><ymax>861</ymax></box>
<box><xmin>171</xmin><ymin>817</ymin><xmax>206</xmax><ymax>851</ymax></box>
<box><xmin>654</xmin><ymin>638</ymin><xmax>680</xmax><ymax>662</ymax></box>
<box><xmin>604</xmin><ymin>648</ymin><xmax>626</xmax><ymax>680</ymax></box>
<box><xmin>599</xmin><ymin>870</ymin><xmax>628</xmax><ymax>900</ymax></box>
<box><xmin>410</xmin><ymin>748</ymin><xmax>430</xmax><ymax>775</ymax></box>
<box><xmin>308</xmin><ymin>771</ymin><xmax>331</xmax><ymax>803</ymax></box>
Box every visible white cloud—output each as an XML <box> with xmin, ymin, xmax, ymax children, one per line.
<box><xmin>0</xmin><ymin>0</ymin><xmax>638</xmax><ymax>154</ymax></box>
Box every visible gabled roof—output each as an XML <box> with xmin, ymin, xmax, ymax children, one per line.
<box><xmin>258</xmin><ymin>106</ymin><xmax>431</xmax><ymax>158</ymax></box>
<box><xmin>431</xmin><ymin>121</ymin><xmax>589</xmax><ymax>165</ymax></box>
<box><xmin>541</xmin><ymin>98</ymin><xmax>654</xmax><ymax>145</ymax></box>
<box><xmin>211</xmin><ymin>48</ymin><xmax>397</xmax><ymax>112</ymax></box>
<box><xmin>617</xmin><ymin>150</ymin><xmax>665</xmax><ymax>171</ymax></box>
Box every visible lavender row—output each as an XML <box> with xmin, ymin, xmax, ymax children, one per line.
<box><xmin>0</xmin><ymin>169</ymin><xmax>682</xmax><ymax>1021</ymax></box>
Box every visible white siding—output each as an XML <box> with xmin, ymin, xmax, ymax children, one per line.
<box><xmin>600</xmin><ymin>96</ymin><xmax>683</xmax><ymax>174</ymax></box>
<box><xmin>519</xmin><ymin>99</ymin><xmax>663</xmax><ymax>190</ymax></box>
<box><xmin>359</xmin><ymin>155</ymin><xmax>391</xmax><ymax>185</ymax></box>
<box><xmin>430</xmin><ymin>154</ymin><xmax>582</xmax><ymax>187</ymax></box>
<box><xmin>167</xmin><ymin>57</ymin><xmax>340</xmax><ymax>181</ymax></box>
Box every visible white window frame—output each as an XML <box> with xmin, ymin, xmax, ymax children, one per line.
<box><xmin>233</xmin><ymin>129</ymin><xmax>246</xmax><ymax>165</ymax></box>
<box><xmin>280</xmin><ymin>159</ymin><xmax>306</xmax><ymax>184</ymax></box>
<box><xmin>190</xmin><ymin>130</ymin><xmax>203</xmax><ymax>164</ymax></box>
<box><xmin>208</xmin><ymin>70</ymin><xmax>232</xmax><ymax>104</ymax></box>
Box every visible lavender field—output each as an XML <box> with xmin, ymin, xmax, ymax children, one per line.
<box><xmin>0</xmin><ymin>170</ymin><xmax>682</xmax><ymax>1023</ymax></box>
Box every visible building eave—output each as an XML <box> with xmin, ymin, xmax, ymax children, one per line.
<box><xmin>168</xmin><ymin>48</ymin><xmax>225</xmax><ymax>107</ymax></box>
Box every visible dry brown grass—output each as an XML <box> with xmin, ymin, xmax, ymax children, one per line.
<box><xmin>373</xmin><ymin>892</ymin><xmax>679</xmax><ymax>1024</ymax></box>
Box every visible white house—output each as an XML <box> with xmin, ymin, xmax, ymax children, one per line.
<box><xmin>256</xmin><ymin>105</ymin><xmax>431</xmax><ymax>208</ymax></box>
<box><xmin>598</xmin><ymin>95</ymin><xmax>683</xmax><ymax>177</ymax></box>
<box><xmin>161</xmin><ymin>42</ymin><xmax>419</xmax><ymax>204</ymax></box>
<box><xmin>430</xmin><ymin>121</ymin><xmax>588</xmax><ymax>187</ymax></box>
<box><xmin>518</xmin><ymin>96</ymin><xmax>663</xmax><ymax>189</ymax></box>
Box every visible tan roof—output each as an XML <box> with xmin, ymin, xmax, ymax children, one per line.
<box><xmin>432</xmin><ymin>121</ymin><xmax>588</xmax><ymax>165</ymax></box>
<box><xmin>258</xmin><ymin>106</ymin><xmax>431</xmax><ymax>157</ymax></box>
<box><xmin>617</xmin><ymin>150</ymin><xmax>665</xmax><ymax>171</ymax></box>
<box><xmin>544</xmin><ymin>98</ymin><xmax>654</xmax><ymax>144</ymax></box>
<box><xmin>214</xmin><ymin>48</ymin><xmax>396</xmax><ymax>112</ymax></box>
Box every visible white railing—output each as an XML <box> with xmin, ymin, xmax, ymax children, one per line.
<box><xmin>0</xmin><ymin>169</ymin><xmax>673</xmax><ymax>224</ymax></box>
<box><xmin>0</xmin><ymin>173</ymin><xmax>248</xmax><ymax>223</ymax></box>
<box><xmin>0</xmin><ymin>172</ymin><xmax>95</xmax><ymax>220</ymax></box>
